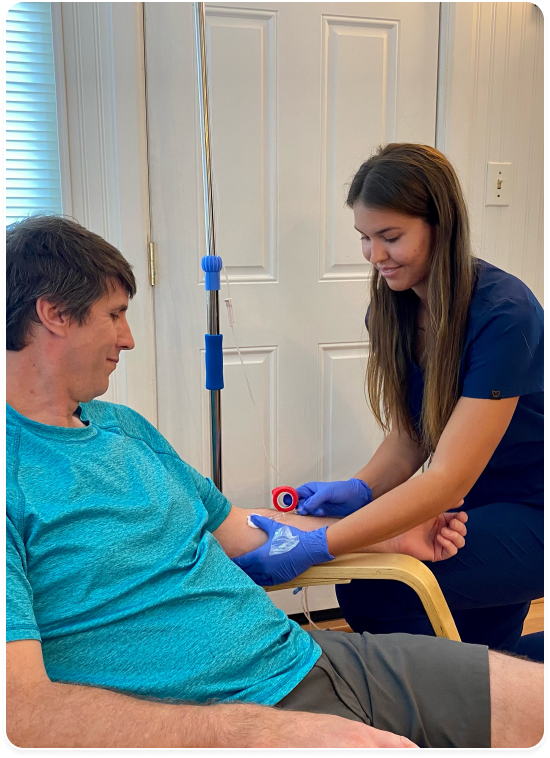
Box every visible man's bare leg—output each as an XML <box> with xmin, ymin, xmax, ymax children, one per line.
<box><xmin>489</xmin><ymin>650</ymin><xmax>543</xmax><ymax>747</ymax></box>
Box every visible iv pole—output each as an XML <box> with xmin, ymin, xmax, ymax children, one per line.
<box><xmin>193</xmin><ymin>3</ymin><xmax>297</xmax><ymax>512</ymax></box>
<box><xmin>195</xmin><ymin>2</ymin><xmax>223</xmax><ymax>491</ymax></box>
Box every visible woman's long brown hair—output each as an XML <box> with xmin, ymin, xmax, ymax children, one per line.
<box><xmin>347</xmin><ymin>144</ymin><xmax>476</xmax><ymax>453</ymax></box>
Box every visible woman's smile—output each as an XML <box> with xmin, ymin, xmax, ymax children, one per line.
<box><xmin>378</xmin><ymin>264</ymin><xmax>403</xmax><ymax>278</ymax></box>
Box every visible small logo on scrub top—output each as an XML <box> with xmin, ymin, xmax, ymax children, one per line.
<box><xmin>492</xmin><ymin>390</ymin><xmax>501</xmax><ymax>399</ymax></box>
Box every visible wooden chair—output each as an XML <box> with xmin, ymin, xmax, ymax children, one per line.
<box><xmin>266</xmin><ymin>553</ymin><xmax>461</xmax><ymax>641</ymax></box>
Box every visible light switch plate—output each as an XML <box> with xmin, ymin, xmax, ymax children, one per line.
<box><xmin>486</xmin><ymin>162</ymin><xmax>511</xmax><ymax>206</ymax></box>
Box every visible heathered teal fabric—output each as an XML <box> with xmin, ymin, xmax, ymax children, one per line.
<box><xmin>6</xmin><ymin>401</ymin><xmax>320</xmax><ymax>704</ymax></box>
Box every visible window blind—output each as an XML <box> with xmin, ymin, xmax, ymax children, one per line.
<box><xmin>6</xmin><ymin>2</ymin><xmax>63</xmax><ymax>226</ymax></box>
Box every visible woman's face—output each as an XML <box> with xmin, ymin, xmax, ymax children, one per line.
<box><xmin>353</xmin><ymin>202</ymin><xmax>434</xmax><ymax>298</ymax></box>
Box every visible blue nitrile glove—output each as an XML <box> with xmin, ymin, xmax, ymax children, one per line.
<box><xmin>232</xmin><ymin>514</ymin><xmax>334</xmax><ymax>586</ymax></box>
<box><xmin>295</xmin><ymin>478</ymin><xmax>373</xmax><ymax>517</ymax></box>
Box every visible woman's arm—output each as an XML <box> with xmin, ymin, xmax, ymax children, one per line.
<box><xmin>354</xmin><ymin>424</ymin><xmax>429</xmax><ymax>499</ymax></box>
<box><xmin>325</xmin><ymin>395</ymin><xmax>519</xmax><ymax>556</ymax></box>
<box><xmin>294</xmin><ymin>419</ymin><xmax>428</xmax><ymax>518</ymax></box>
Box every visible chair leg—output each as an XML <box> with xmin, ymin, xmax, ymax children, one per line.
<box><xmin>266</xmin><ymin>553</ymin><xmax>461</xmax><ymax>641</ymax></box>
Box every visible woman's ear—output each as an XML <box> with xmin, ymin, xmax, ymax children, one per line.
<box><xmin>35</xmin><ymin>297</ymin><xmax>71</xmax><ymax>338</ymax></box>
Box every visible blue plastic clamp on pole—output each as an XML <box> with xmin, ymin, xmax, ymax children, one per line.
<box><xmin>201</xmin><ymin>255</ymin><xmax>223</xmax><ymax>290</ymax></box>
<box><xmin>201</xmin><ymin>255</ymin><xmax>224</xmax><ymax>390</ymax></box>
<box><xmin>205</xmin><ymin>334</ymin><xmax>224</xmax><ymax>389</ymax></box>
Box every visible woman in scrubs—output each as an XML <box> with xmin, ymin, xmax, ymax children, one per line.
<box><xmin>296</xmin><ymin>143</ymin><xmax>543</xmax><ymax>657</ymax></box>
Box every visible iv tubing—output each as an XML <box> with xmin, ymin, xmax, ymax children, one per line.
<box><xmin>222</xmin><ymin>266</ymin><xmax>285</xmax><ymax>486</ymax></box>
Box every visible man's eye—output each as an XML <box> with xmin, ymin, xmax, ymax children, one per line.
<box><xmin>111</xmin><ymin>313</ymin><xmax>119</xmax><ymax>320</ymax></box>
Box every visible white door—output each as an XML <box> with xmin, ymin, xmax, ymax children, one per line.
<box><xmin>145</xmin><ymin>2</ymin><xmax>439</xmax><ymax>612</ymax></box>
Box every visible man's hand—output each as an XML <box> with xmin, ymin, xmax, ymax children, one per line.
<box><xmin>388</xmin><ymin>508</ymin><xmax>468</xmax><ymax>563</ymax></box>
<box><xmin>253</xmin><ymin>710</ymin><xmax>418</xmax><ymax>748</ymax></box>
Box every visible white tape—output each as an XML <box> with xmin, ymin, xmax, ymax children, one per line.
<box><xmin>224</xmin><ymin>297</ymin><xmax>235</xmax><ymax>326</ymax></box>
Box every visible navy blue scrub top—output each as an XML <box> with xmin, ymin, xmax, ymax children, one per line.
<box><xmin>408</xmin><ymin>259</ymin><xmax>543</xmax><ymax>509</ymax></box>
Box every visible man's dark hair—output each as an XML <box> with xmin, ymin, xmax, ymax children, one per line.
<box><xmin>6</xmin><ymin>215</ymin><xmax>137</xmax><ymax>351</ymax></box>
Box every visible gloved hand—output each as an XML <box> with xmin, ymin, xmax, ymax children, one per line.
<box><xmin>232</xmin><ymin>514</ymin><xmax>334</xmax><ymax>586</ymax></box>
<box><xmin>295</xmin><ymin>478</ymin><xmax>373</xmax><ymax>517</ymax></box>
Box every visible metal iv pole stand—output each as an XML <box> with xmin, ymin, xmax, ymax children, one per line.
<box><xmin>195</xmin><ymin>2</ymin><xmax>223</xmax><ymax>491</ymax></box>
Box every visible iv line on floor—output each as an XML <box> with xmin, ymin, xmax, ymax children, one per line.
<box><xmin>222</xmin><ymin>266</ymin><xmax>322</xmax><ymax>631</ymax></box>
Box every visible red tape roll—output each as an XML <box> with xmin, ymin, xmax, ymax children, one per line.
<box><xmin>272</xmin><ymin>486</ymin><xmax>299</xmax><ymax>512</ymax></box>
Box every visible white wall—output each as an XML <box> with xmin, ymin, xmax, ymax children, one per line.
<box><xmin>55</xmin><ymin>2</ymin><xmax>544</xmax><ymax>422</ymax></box>
<box><xmin>437</xmin><ymin>2</ymin><xmax>544</xmax><ymax>304</ymax></box>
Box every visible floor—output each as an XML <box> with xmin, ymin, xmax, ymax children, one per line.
<box><xmin>301</xmin><ymin>598</ymin><xmax>544</xmax><ymax>636</ymax></box>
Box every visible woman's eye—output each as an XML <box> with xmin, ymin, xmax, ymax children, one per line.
<box><xmin>360</xmin><ymin>236</ymin><xmax>370</xmax><ymax>242</ymax></box>
<box><xmin>384</xmin><ymin>237</ymin><xmax>399</xmax><ymax>243</ymax></box>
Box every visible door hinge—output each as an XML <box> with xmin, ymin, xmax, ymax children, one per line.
<box><xmin>148</xmin><ymin>241</ymin><xmax>156</xmax><ymax>286</ymax></box>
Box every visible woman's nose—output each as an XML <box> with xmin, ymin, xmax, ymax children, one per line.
<box><xmin>369</xmin><ymin>239</ymin><xmax>389</xmax><ymax>265</ymax></box>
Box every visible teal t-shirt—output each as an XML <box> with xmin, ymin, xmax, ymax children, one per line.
<box><xmin>6</xmin><ymin>401</ymin><xmax>320</xmax><ymax>704</ymax></box>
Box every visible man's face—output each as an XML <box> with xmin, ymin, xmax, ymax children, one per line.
<box><xmin>64</xmin><ymin>280</ymin><xmax>135</xmax><ymax>402</ymax></box>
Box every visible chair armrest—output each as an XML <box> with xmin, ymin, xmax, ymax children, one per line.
<box><xmin>265</xmin><ymin>553</ymin><xmax>461</xmax><ymax>641</ymax></box>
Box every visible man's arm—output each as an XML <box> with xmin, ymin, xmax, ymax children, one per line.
<box><xmin>212</xmin><ymin>505</ymin><xmax>270</xmax><ymax>558</ymax></box>
<box><xmin>214</xmin><ymin>506</ymin><xmax>467</xmax><ymax>564</ymax></box>
<box><xmin>7</xmin><ymin>640</ymin><xmax>415</xmax><ymax>748</ymax></box>
<box><xmin>261</xmin><ymin>508</ymin><xmax>467</xmax><ymax>562</ymax></box>
<box><xmin>213</xmin><ymin>506</ymin><xmax>338</xmax><ymax>558</ymax></box>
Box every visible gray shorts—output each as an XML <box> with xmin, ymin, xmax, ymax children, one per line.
<box><xmin>276</xmin><ymin>630</ymin><xmax>491</xmax><ymax>748</ymax></box>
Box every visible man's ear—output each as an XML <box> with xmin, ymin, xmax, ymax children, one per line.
<box><xmin>34</xmin><ymin>298</ymin><xmax>71</xmax><ymax>338</ymax></box>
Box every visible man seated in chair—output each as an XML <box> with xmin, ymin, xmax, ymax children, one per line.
<box><xmin>6</xmin><ymin>216</ymin><xmax>543</xmax><ymax>749</ymax></box>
